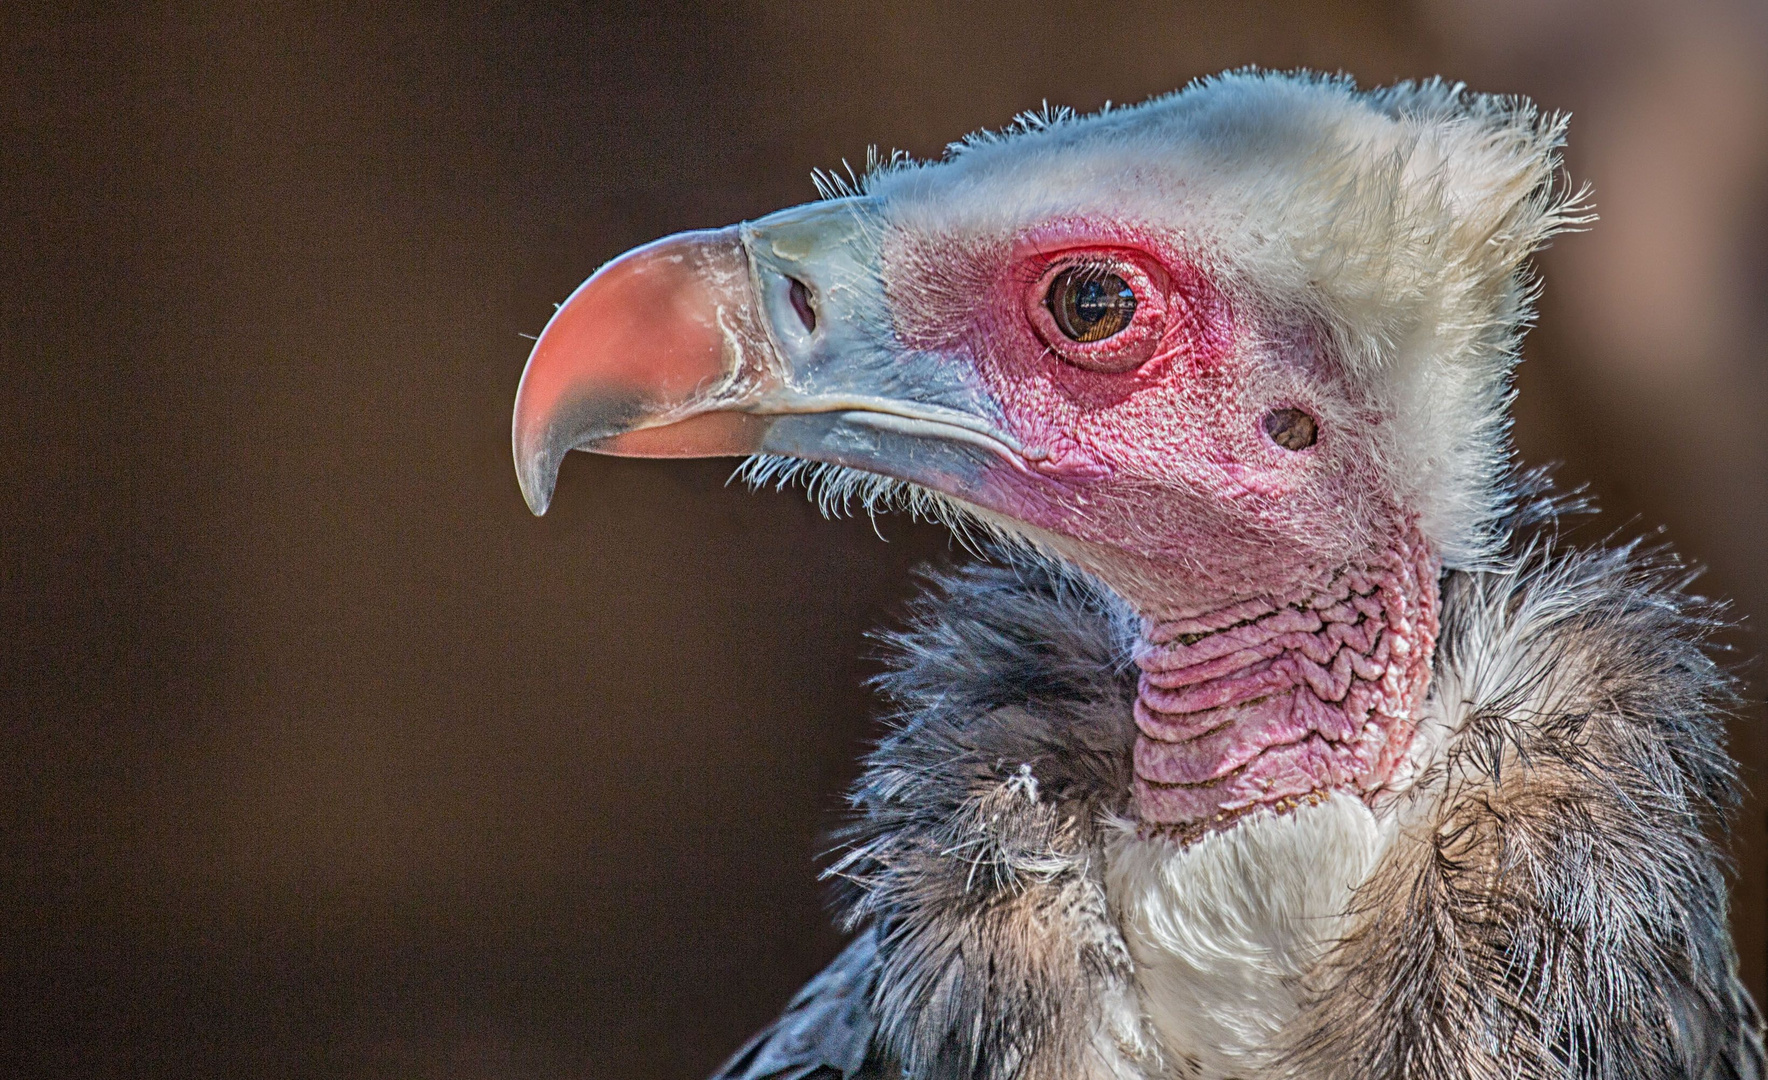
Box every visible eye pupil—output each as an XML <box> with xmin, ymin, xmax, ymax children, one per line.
<box><xmin>1048</xmin><ymin>267</ymin><xmax>1136</xmax><ymax>343</ymax></box>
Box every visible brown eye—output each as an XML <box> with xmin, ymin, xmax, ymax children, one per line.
<box><xmin>1046</xmin><ymin>266</ymin><xmax>1136</xmax><ymax>342</ymax></box>
<box><xmin>1264</xmin><ymin>408</ymin><xmax>1318</xmax><ymax>451</ymax></box>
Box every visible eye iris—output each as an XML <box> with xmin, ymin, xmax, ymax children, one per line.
<box><xmin>1048</xmin><ymin>267</ymin><xmax>1136</xmax><ymax>343</ymax></box>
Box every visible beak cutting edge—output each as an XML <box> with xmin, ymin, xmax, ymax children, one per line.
<box><xmin>511</xmin><ymin>226</ymin><xmax>774</xmax><ymax>515</ymax></box>
<box><xmin>512</xmin><ymin>199</ymin><xmax>1021</xmax><ymax>517</ymax></box>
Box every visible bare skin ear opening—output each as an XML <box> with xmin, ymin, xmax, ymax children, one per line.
<box><xmin>1264</xmin><ymin>408</ymin><xmax>1318</xmax><ymax>451</ymax></box>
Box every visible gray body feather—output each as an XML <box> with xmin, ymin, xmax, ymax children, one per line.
<box><xmin>713</xmin><ymin>511</ymin><xmax>1762</xmax><ymax>1079</ymax></box>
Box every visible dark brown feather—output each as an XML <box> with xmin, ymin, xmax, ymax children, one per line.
<box><xmin>713</xmin><ymin>505</ymin><xmax>1761</xmax><ymax>1079</ymax></box>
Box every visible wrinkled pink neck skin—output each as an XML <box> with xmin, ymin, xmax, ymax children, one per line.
<box><xmin>1131</xmin><ymin>525</ymin><xmax>1440</xmax><ymax>834</ymax></box>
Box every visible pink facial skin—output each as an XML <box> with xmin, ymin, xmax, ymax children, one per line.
<box><xmin>885</xmin><ymin>220</ymin><xmax>1441</xmax><ymax>830</ymax></box>
<box><xmin>889</xmin><ymin>220</ymin><xmax>1402</xmax><ymax>607</ymax></box>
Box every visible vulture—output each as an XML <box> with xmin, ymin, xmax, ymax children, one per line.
<box><xmin>511</xmin><ymin>71</ymin><xmax>1764</xmax><ymax>1080</ymax></box>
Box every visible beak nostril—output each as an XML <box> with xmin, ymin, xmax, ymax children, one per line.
<box><xmin>1264</xmin><ymin>408</ymin><xmax>1318</xmax><ymax>451</ymax></box>
<box><xmin>788</xmin><ymin>277</ymin><xmax>817</xmax><ymax>334</ymax></box>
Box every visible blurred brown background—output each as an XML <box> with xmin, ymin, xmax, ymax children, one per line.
<box><xmin>3</xmin><ymin>3</ymin><xmax>1764</xmax><ymax>1077</ymax></box>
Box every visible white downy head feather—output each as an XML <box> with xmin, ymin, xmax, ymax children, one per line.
<box><xmin>855</xmin><ymin>71</ymin><xmax>1587</xmax><ymax>569</ymax></box>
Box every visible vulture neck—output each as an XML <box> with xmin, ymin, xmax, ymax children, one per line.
<box><xmin>1122</xmin><ymin>522</ymin><xmax>1442</xmax><ymax>836</ymax></box>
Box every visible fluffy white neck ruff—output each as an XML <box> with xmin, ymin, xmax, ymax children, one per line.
<box><xmin>1104</xmin><ymin>793</ymin><xmax>1397</xmax><ymax>1079</ymax></box>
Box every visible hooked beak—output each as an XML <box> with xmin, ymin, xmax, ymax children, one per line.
<box><xmin>512</xmin><ymin>199</ymin><xmax>1023</xmax><ymax>516</ymax></box>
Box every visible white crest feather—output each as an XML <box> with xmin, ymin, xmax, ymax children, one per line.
<box><xmin>862</xmin><ymin>70</ymin><xmax>1590</xmax><ymax>567</ymax></box>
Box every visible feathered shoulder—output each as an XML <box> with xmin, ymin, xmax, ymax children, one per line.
<box><xmin>1290</xmin><ymin>520</ymin><xmax>1761</xmax><ymax>1080</ymax></box>
<box><xmin>714</xmin><ymin>504</ymin><xmax>1762</xmax><ymax>1080</ymax></box>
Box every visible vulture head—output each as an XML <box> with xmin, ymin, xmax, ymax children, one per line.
<box><xmin>513</xmin><ymin>72</ymin><xmax>1573</xmax><ymax>837</ymax></box>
